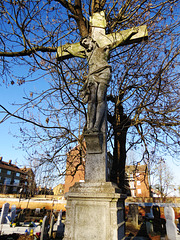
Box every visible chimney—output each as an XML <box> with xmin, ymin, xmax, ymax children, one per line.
<box><xmin>0</xmin><ymin>157</ymin><xmax>2</xmax><ymax>162</ymax></box>
<box><xmin>8</xmin><ymin>160</ymin><xmax>12</xmax><ymax>165</ymax></box>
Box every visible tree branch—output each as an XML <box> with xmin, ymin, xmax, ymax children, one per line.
<box><xmin>56</xmin><ymin>0</ymin><xmax>88</xmax><ymax>37</ymax></box>
<box><xmin>0</xmin><ymin>104</ymin><xmax>67</xmax><ymax>130</ymax></box>
<box><xmin>0</xmin><ymin>46</ymin><xmax>57</xmax><ymax>57</ymax></box>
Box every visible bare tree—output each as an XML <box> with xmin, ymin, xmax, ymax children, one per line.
<box><xmin>0</xmin><ymin>0</ymin><xmax>180</xmax><ymax>190</ymax></box>
<box><xmin>152</xmin><ymin>158</ymin><xmax>174</xmax><ymax>198</ymax></box>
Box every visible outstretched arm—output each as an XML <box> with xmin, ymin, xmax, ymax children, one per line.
<box><xmin>109</xmin><ymin>27</ymin><xmax>138</xmax><ymax>50</ymax></box>
<box><xmin>57</xmin><ymin>42</ymin><xmax>86</xmax><ymax>61</ymax></box>
<box><xmin>105</xmin><ymin>25</ymin><xmax>148</xmax><ymax>51</ymax></box>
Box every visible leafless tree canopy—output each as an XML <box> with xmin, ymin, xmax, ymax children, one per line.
<box><xmin>0</xmin><ymin>0</ymin><xmax>179</xmax><ymax>187</ymax></box>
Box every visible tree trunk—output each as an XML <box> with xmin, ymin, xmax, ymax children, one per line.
<box><xmin>110</xmin><ymin>102</ymin><xmax>130</xmax><ymax>193</ymax></box>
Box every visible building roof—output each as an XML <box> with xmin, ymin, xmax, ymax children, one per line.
<box><xmin>0</xmin><ymin>158</ymin><xmax>25</xmax><ymax>174</ymax></box>
<box><xmin>21</xmin><ymin>167</ymin><xmax>33</xmax><ymax>172</ymax></box>
<box><xmin>126</xmin><ymin>164</ymin><xmax>147</xmax><ymax>173</ymax></box>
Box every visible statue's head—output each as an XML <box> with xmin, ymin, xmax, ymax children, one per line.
<box><xmin>80</xmin><ymin>36</ymin><xmax>97</xmax><ymax>52</ymax></box>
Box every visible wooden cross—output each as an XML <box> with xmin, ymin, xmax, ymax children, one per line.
<box><xmin>57</xmin><ymin>11</ymin><xmax>148</xmax><ymax>61</ymax></box>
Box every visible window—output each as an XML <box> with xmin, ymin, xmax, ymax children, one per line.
<box><xmin>129</xmin><ymin>173</ymin><xmax>134</xmax><ymax>180</ymax></box>
<box><xmin>137</xmin><ymin>189</ymin><xmax>141</xmax><ymax>194</ymax></box>
<box><xmin>7</xmin><ymin>170</ymin><xmax>11</xmax><ymax>175</ymax></box>
<box><xmin>13</xmin><ymin>179</ymin><xmax>20</xmax><ymax>186</ymax></box>
<box><xmin>79</xmin><ymin>180</ymin><xmax>85</xmax><ymax>183</ymax></box>
<box><xmin>137</xmin><ymin>181</ymin><xmax>141</xmax><ymax>186</ymax></box>
<box><xmin>13</xmin><ymin>187</ymin><xmax>17</xmax><ymax>192</ymax></box>
<box><xmin>130</xmin><ymin>182</ymin><xmax>135</xmax><ymax>188</ymax></box>
<box><xmin>0</xmin><ymin>169</ymin><xmax>1</xmax><ymax>173</ymax></box>
<box><xmin>16</xmin><ymin>172</ymin><xmax>20</xmax><ymax>177</ymax></box>
<box><xmin>4</xmin><ymin>178</ymin><xmax>11</xmax><ymax>185</ymax></box>
<box><xmin>131</xmin><ymin>190</ymin><xmax>135</xmax><ymax>197</ymax></box>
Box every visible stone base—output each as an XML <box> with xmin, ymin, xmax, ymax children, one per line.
<box><xmin>84</xmin><ymin>132</ymin><xmax>107</xmax><ymax>182</ymax></box>
<box><xmin>63</xmin><ymin>182</ymin><xmax>126</xmax><ymax>240</ymax></box>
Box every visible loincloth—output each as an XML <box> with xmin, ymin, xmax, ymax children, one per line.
<box><xmin>80</xmin><ymin>67</ymin><xmax>111</xmax><ymax>103</ymax></box>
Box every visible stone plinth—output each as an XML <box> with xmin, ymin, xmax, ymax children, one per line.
<box><xmin>63</xmin><ymin>182</ymin><xmax>126</xmax><ymax>240</ymax></box>
<box><xmin>84</xmin><ymin>132</ymin><xmax>107</xmax><ymax>182</ymax></box>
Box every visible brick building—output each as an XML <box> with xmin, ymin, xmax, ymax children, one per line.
<box><xmin>126</xmin><ymin>163</ymin><xmax>150</xmax><ymax>197</ymax></box>
<box><xmin>0</xmin><ymin>157</ymin><xmax>35</xmax><ymax>195</ymax></box>
<box><xmin>64</xmin><ymin>145</ymin><xmax>86</xmax><ymax>194</ymax></box>
<box><xmin>53</xmin><ymin>183</ymin><xmax>65</xmax><ymax>195</ymax></box>
<box><xmin>20</xmin><ymin>166</ymin><xmax>36</xmax><ymax>196</ymax></box>
<box><xmin>35</xmin><ymin>186</ymin><xmax>53</xmax><ymax>195</ymax></box>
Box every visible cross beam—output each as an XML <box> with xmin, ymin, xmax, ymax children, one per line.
<box><xmin>57</xmin><ymin>25</ymin><xmax>148</xmax><ymax>61</ymax></box>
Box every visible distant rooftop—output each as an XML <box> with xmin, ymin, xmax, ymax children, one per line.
<box><xmin>126</xmin><ymin>163</ymin><xmax>147</xmax><ymax>173</ymax></box>
<box><xmin>0</xmin><ymin>156</ymin><xmax>25</xmax><ymax>174</ymax></box>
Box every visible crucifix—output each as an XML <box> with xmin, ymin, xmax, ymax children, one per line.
<box><xmin>57</xmin><ymin>11</ymin><xmax>148</xmax><ymax>134</ymax></box>
<box><xmin>61</xmin><ymin>12</ymin><xmax>148</xmax><ymax>240</ymax></box>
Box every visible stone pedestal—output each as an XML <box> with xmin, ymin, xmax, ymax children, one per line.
<box><xmin>63</xmin><ymin>130</ymin><xmax>127</xmax><ymax>239</ymax></box>
<box><xmin>84</xmin><ymin>132</ymin><xmax>107</xmax><ymax>182</ymax></box>
<box><xmin>63</xmin><ymin>182</ymin><xmax>126</xmax><ymax>240</ymax></box>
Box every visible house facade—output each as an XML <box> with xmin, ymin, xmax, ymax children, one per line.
<box><xmin>64</xmin><ymin>145</ymin><xmax>86</xmax><ymax>194</ymax></box>
<box><xmin>126</xmin><ymin>163</ymin><xmax>150</xmax><ymax>198</ymax></box>
<box><xmin>53</xmin><ymin>183</ymin><xmax>65</xmax><ymax>195</ymax></box>
<box><xmin>20</xmin><ymin>166</ymin><xmax>36</xmax><ymax>196</ymax></box>
<box><xmin>0</xmin><ymin>157</ymin><xmax>35</xmax><ymax>195</ymax></box>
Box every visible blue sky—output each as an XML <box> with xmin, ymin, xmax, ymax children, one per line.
<box><xmin>0</xmin><ymin>78</ymin><xmax>48</xmax><ymax>167</ymax></box>
<box><xmin>0</xmin><ymin>83</ymin><xmax>32</xmax><ymax>167</ymax></box>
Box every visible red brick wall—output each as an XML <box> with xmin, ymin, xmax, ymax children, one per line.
<box><xmin>64</xmin><ymin>146</ymin><xmax>85</xmax><ymax>193</ymax></box>
<box><xmin>135</xmin><ymin>171</ymin><xmax>150</xmax><ymax>198</ymax></box>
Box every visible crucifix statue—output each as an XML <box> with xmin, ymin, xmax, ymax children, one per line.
<box><xmin>57</xmin><ymin>11</ymin><xmax>148</xmax><ymax>133</ymax></box>
<box><xmin>59</xmin><ymin>12</ymin><xmax>148</xmax><ymax>240</ymax></box>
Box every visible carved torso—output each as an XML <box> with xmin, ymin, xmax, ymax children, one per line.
<box><xmin>86</xmin><ymin>45</ymin><xmax>111</xmax><ymax>85</ymax></box>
